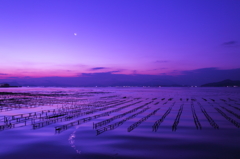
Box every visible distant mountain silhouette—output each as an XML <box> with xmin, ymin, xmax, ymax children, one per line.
<box><xmin>0</xmin><ymin>83</ymin><xmax>10</xmax><ymax>87</ymax></box>
<box><xmin>0</xmin><ymin>83</ymin><xmax>21</xmax><ymax>88</ymax></box>
<box><xmin>201</xmin><ymin>79</ymin><xmax>240</xmax><ymax>87</ymax></box>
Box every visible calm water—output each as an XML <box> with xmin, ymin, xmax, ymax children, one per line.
<box><xmin>0</xmin><ymin>87</ymin><xmax>240</xmax><ymax>159</ymax></box>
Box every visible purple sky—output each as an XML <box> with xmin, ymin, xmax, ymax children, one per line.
<box><xmin>1</xmin><ymin>1</ymin><xmax>240</xmax><ymax>86</ymax></box>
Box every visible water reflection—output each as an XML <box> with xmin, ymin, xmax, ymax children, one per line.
<box><xmin>68</xmin><ymin>126</ymin><xmax>81</xmax><ymax>154</ymax></box>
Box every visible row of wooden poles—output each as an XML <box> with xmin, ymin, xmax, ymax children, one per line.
<box><xmin>32</xmin><ymin>99</ymin><xmax>136</xmax><ymax>130</ymax></box>
<box><xmin>93</xmin><ymin>101</ymin><xmax>151</xmax><ymax>129</ymax></box>
<box><xmin>204</xmin><ymin>98</ymin><xmax>240</xmax><ymax>128</ymax></box>
<box><xmin>96</xmin><ymin>106</ymin><xmax>151</xmax><ymax>135</ymax></box>
<box><xmin>2</xmin><ymin>95</ymin><xmax>240</xmax><ymax>133</ymax></box>
<box><xmin>152</xmin><ymin>102</ymin><xmax>176</xmax><ymax>132</ymax></box>
<box><xmin>55</xmin><ymin>100</ymin><xmax>143</xmax><ymax>133</ymax></box>
<box><xmin>57</xmin><ymin>98</ymin><xmax>240</xmax><ymax>133</ymax></box>
<box><xmin>0</xmin><ymin>98</ymin><xmax>132</xmax><ymax>131</ymax></box>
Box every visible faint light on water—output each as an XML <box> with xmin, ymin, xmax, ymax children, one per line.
<box><xmin>68</xmin><ymin>126</ymin><xmax>81</xmax><ymax>154</ymax></box>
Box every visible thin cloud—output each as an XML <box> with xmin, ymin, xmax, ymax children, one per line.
<box><xmin>0</xmin><ymin>73</ymin><xmax>8</xmax><ymax>75</ymax></box>
<box><xmin>110</xmin><ymin>70</ymin><xmax>121</xmax><ymax>73</ymax></box>
<box><xmin>222</xmin><ymin>41</ymin><xmax>238</xmax><ymax>46</ymax></box>
<box><xmin>91</xmin><ymin>67</ymin><xmax>107</xmax><ymax>70</ymax></box>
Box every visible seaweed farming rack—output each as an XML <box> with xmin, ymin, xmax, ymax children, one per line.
<box><xmin>1</xmin><ymin>90</ymin><xmax>240</xmax><ymax>135</ymax></box>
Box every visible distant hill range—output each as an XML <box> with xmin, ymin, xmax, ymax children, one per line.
<box><xmin>201</xmin><ymin>79</ymin><xmax>240</xmax><ymax>87</ymax></box>
<box><xmin>0</xmin><ymin>83</ymin><xmax>21</xmax><ymax>88</ymax></box>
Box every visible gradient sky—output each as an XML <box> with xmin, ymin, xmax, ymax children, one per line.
<box><xmin>1</xmin><ymin>0</ymin><xmax>240</xmax><ymax>85</ymax></box>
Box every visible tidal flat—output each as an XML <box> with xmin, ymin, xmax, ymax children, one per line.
<box><xmin>0</xmin><ymin>87</ymin><xmax>240</xmax><ymax>159</ymax></box>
